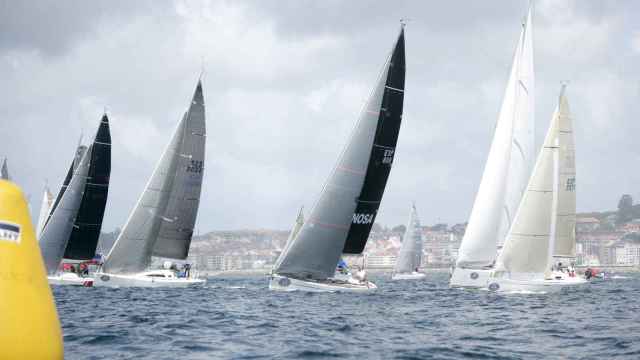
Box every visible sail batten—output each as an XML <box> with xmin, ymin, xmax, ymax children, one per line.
<box><xmin>274</xmin><ymin>28</ymin><xmax>406</xmax><ymax>280</ymax></box>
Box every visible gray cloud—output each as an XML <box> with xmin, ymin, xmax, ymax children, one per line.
<box><xmin>1</xmin><ymin>0</ymin><xmax>639</xmax><ymax>233</ymax></box>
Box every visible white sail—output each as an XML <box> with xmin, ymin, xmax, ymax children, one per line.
<box><xmin>455</xmin><ymin>5</ymin><xmax>534</xmax><ymax>268</ymax></box>
<box><xmin>104</xmin><ymin>81</ymin><xmax>205</xmax><ymax>274</ymax></box>
<box><xmin>35</xmin><ymin>186</ymin><xmax>54</xmax><ymax>240</ymax></box>
<box><xmin>552</xmin><ymin>88</ymin><xmax>575</xmax><ymax>258</ymax></box>
<box><xmin>394</xmin><ymin>204</ymin><xmax>423</xmax><ymax>274</ymax></box>
<box><xmin>494</xmin><ymin>85</ymin><xmax>571</xmax><ymax>278</ymax></box>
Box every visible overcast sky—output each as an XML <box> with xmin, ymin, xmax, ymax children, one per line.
<box><xmin>1</xmin><ymin>0</ymin><xmax>639</xmax><ymax>232</ymax></box>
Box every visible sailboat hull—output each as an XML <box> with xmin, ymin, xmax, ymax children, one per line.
<box><xmin>48</xmin><ymin>272</ymin><xmax>94</xmax><ymax>287</ymax></box>
<box><xmin>269</xmin><ymin>274</ymin><xmax>377</xmax><ymax>293</ymax></box>
<box><xmin>93</xmin><ymin>270</ymin><xmax>205</xmax><ymax>288</ymax></box>
<box><xmin>486</xmin><ymin>275</ymin><xmax>588</xmax><ymax>293</ymax></box>
<box><xmin>391</xmin><ymin>272</ymin><xmax>426</xmax><ymax>280</ymax></box>
<box><xmin>449</xmin><ymin>267</ymin><xmax>492</xmax><ymax>288</ymax></box>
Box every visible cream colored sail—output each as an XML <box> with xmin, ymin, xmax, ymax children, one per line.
<box><xmin>552</xmin><ymin>88</ymin><xmax>575</xmax><ymax>258</ymax></box>
<box><xmin>494</xmin><ymin>85</ymin><xmax>571</xmax><ymax>278</ymax></box>
<box><xmin>456</xmin><ymin>5</ymin><xmax>534</xmax><ymax>268</ymax></box>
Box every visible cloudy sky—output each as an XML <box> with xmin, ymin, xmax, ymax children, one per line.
<box><xmin>1</xmin><ymin>0</ymin><xmax>639</xmax><ymax>232</ymax></box>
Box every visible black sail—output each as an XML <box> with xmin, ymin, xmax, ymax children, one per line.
<box><xmin>343</xmin><ymin>29</ymin><xmax>406</xmax><ymax>254</ymax></box>
<box><xmin>63</xmin><ymin>115</ymin><xmax>111</xmax><ymax>259</ymax></box>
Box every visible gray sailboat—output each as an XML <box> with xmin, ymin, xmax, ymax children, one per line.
<box><xmin>39</xmin><ymin>147</ymin><xmax>90</xmax><ymax>275</ymax></box>
<box><xmin>270</xmin><ymin>26</ymin><xmax>406</xmax><ymax>292</ymax></box>
<box><xmin>392</xmin><ymin>203</ymin><xmax>426</xmax><ymax>280</ymax></box>
<box><xmin>95</xmin><ymin>80</ymin><xmax>205</xmax><ymax>287</ymax></box>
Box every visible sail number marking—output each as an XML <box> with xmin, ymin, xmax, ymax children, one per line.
<box><xmin>186</xmin><ymin>160</ymin><xmax>203</xmax><ymax>173</ymax></box>
<box><xmin>352</xmin><ymin>213</ymin><xmax>374</xmax><ymax>225</ymax></box>
<box><xmin>382</xmin><ymin>149</ymin><xmax>395</xmax><ymax>165</ymax></box>
<box><xmin>566</xmin><ymin>177</ymin><xmax>575</xmax><ymax>191</ymax></box>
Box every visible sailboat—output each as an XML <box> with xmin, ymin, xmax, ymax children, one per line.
<box><xmin>269</xmin><ymin>26</ymin><xmax>406</xmax><ymax>292</ymax></box>
<box><xmin>486</xmin><ymin>85</ymin><xmax>586</xmax><ymax>292</ymax></box>
<box><xmin>38</xmin><ymin>146</ymin><xmax>91</xmax><ymax>282</ymax></box>
<box><xmin>47</xmin><ymin>115</ymin><xmax>111</xmax><ymax>286</ymax></box>
<box><xmin>392</xmin><ymin>203</ymin><xmax>425</xmax><ymax>280</ymax></box>
<box><xmin>450</xmin><ymin>5</ymin><xmax>535</xmax><ymax>288</ymax></box>
<box><xmin>1</xmin><ymin>158</ymin><xmax>10</xmax><ymax>180</ymax></box>
<box><xmin>94</xmin><ymin>80</ymin><xmax>206</xmax><ymax>287</ymax></box>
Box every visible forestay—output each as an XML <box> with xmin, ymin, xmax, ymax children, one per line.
<box><xmin>274</xmin><ymin>28</ymin><xmax>406</xmax><ymax>280</ymax></box>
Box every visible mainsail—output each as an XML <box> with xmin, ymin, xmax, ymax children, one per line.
<box><xmin>494</xmin><ymin>85</ymin><xmax>571</xmax><ymax>278</ymax></box>
<box><xmin>35</xmin><ymin>186</ymin><xmax>54</xmax><ymax>240</ymax></box>
<box><xmin>64</xmin><ymin>114</ymin><xmax>112</xmax><ymax>260</ymax></box>
<box><xmin>455</xmin><ymin>6</ymin><xmax>534</xmax><ymax>268</ymax></box>
<box><xmin>552</xmin><ymin>86</ymin><xmax>575</xmax><ymax>258</ymax></box>
<box><xmin>274</xmin><ymin>27</ymin><xmax>406</xmax><ymax>280</ymax></box>
<box><xmin>152</xmin><ymin>82</ymin><xmax>206</xmax><ymax>259</ymax></box>
<box><xmin>39</xmin><ymin>147</ymin><xmax>91</xmax><ymax>274</ymax></box>
<box><xmin>1</xmin><ymin>158</ymin><xmax>9</xmax><ymax>180</ymax></box>
<box><xmin>394</xmin><ymin>204</ymin><xmax>423</xmax><ymax>274</ymax></box>
<box><xmin>103</xmin><ymin>81</ymin><xmax>205</xmax><ymax>274</ymax></box>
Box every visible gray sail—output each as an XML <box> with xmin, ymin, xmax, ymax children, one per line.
<box><xmin>394</xmin><ymin>204</ymin><xmax>423</xmax><ymax>274</ymax></box>
<box><xmin>1</xmin><ymin>158</ymin><xmax>9</xmax><ymax>180</ymax></box>
<box><xmin>274</xmin><ymin>28</ymin><xmax>406</xmax><ymax>280</ymax></box>
<box><xmin>152</xmin><ymin>82</ymin><xmax>206</xmax><ymax>259</ymax></box>
<box><xmin>38</xmin><ymin>147</ymin><xmax>91</xmax><ymax>274</ymax></box>
<box><xmin>103</xmin><ymin>81</ymin><xmax>204</xmax><ymax>274</ymax></box>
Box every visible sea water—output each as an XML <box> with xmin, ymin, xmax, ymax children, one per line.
<box><xmin>55</xmin><ymin>271</ymin><xmax>640</xmax><ymax>359</ymax></box>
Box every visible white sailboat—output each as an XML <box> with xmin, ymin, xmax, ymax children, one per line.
<box><xmin>1</xmin><ymin>158</ymin><xmax>9</xmax><ymax>180</ymax></box>
<box><xmin>94</xmin><ymin>80</ymin><xmax>206</xmax><ymax>288</ymax></box>
<box><xmin>486</xmin><ymin>85</ymin><xmax>587</xmax><ymax>292</ymax></box>
<box><xmin>269</xmin><ymin>26</ymin><xmax>407</xmax><ymax>292</ymax></box>
<box><xmin>392</xmin><ymin>203</ymin><xmax>425</xmax><ymax>280</ymax></box>
<box><xmin>450</xmin><ymin>5</ymin><xmax>535</xmax><ymax>288</ymax></box>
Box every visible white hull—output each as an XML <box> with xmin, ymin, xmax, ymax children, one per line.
<box><xmin>48</xmin><ymin>273</ymin><xmax>94</xmax><ymax>287</ymax></box>
<box><xmin>449</xmin><ymin>267</ymin><xmax>492</xmax><ymax>288</ymax></box>
<box><xmin>269</xmin><ymin>274</ymin><xmax>377</xmax><ymax>293</ymax></box>
<box><xmin>486</xmin><ymin>275</ymin><xmax>588</xmax><ymax>293</ymax></box>
<box><xmin>392</xmin><ymin>272</ymin><xmax>426</xmax><ymax>280</ymax></box>
<box><xmin>93</xmin><ymin>270</ymin><xmax>205</xmax><ymax>288</ymax></box>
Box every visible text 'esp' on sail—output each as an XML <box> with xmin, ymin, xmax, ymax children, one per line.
<box><xmin>273</xmin><ymin>28</ymin><xmax>406</xmax><ymax>280</ymax></box>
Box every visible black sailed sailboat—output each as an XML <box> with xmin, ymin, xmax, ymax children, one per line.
<box><xmin>271</xmin><ymin>26</ymin><xmax>406</xmax><ymax>292</ymax></box>
<box><xmin>64</xmin><ymin>114</ymin><xmax>111</xmax><ymax>260</ymax></box>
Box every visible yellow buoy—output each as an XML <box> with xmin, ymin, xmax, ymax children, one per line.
<box><xmin>0</xmin><ymin>179</ymin><xmax>63</xmax><ymax>359</ymax></box>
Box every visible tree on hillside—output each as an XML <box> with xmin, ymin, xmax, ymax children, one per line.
<box><xmin>616</xmin><ymin>194</ymin><xmax>634</xmax><ymax>225</ymax></box>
